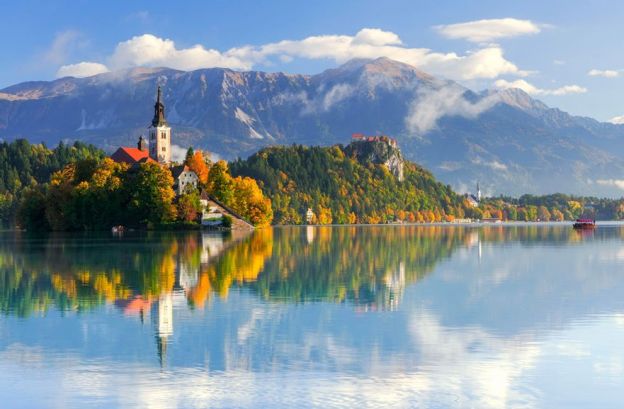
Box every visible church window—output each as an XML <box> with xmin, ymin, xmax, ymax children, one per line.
<box><xmin>162</xmin><ymin>147</ymin><xmax>166</xmax><ymax>152</ymax></box>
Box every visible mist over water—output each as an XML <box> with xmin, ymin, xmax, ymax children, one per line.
<box><xmin>1</xmin><ymin>225</ymin><xmax>624</xmax><ymax>408</ymax></box>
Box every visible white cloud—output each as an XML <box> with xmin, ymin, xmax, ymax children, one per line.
<box><xmin>472</xmin><ymin>157</ymin><xmax>509</xmax><ymax>171</ymax></box>
<box><xmin>58</xmin><ymin>28</ymin><xmax>528</xmax><ymax>81</ymax></box>
<box><xmin>609</xmin><ymin>115</ymin><xmax>624</xmax><ymax>124</ymax></box>
<box><xmin>108</xmin><ymin>34</ymin><xmax>252</xmax><ymax>71</ymax></box>
<box><xmin>44</xmin><ymin>30</ymin><xmax>87</xmax><ymax>65</ymax></box>
<box><xmin>248</xmin><ymin>30</ymin><xmax>527</xmax><ymax>80</ymax></box>
<box><xmin>438</xmin><ymin>161</ymin><xmax>462</xmax><ymax>172</ymax></box>
<box><xmin>596</xmin><ymin>179</ymin><xmax>624</xmax><ymax>190</ymax></box>
<box><xmin>405</xmin><ymin>84</ymin><xmax>501</xmax><ymax>133</ymax></box>
<box><xmin>352</xmin><ymin>28</ymin><xmax>402</xmax><ymax>46</ymax></box>
<box><xmin>435</xmin><ymin>18</ymin><xmax>541</xmax><ymax>43</ymax></box>
<box><xmin>170</xmin><ymin>144</ymin><xmax>188</xmax><ymax>163</ymax></box>
<box><xmin>494</xmin><ymin>79</ymin><xmax>587</xmax><ymax>96</ymax></box>
<box><xmin>588</xmin><ymin>69</ymin><xmax>620</xmax><ymax>78</ymax></box>
<box><xmin>56</xmin><ymin>62</ymin><xmax>110</xmax><ymax>78</ymax></box>
<box><xmin>321</xmin><ymin>83</ymin><xmax>355</xmax><ymax>111</ymax></box>
<box><xmin>274</xmin><ymin>83</ymin><xmax>355</xmax><ymax>115</ymax></box>
<box><xmin>487</xmin><ymin>160</ymin><xmax>508</xmax><ymax>171</ymax></box>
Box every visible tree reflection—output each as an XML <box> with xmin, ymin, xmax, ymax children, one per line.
<box><xmin>0</xmin><ymin>224</ymin><xmax>610</xmax><ymax>318</ymax></box>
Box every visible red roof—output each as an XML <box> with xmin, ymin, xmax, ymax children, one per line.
<box><xmin>110</xmin><ymin>147</ymin><xmax>155</xmax><ymax>164</ymax></box>
<box><xmin>114</xmin><ymin>296</ymin><xmax>152</xmax><ymax>315</ymax></box>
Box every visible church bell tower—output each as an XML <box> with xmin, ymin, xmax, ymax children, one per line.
<box><xmin>148</xmin><ymin>86</ymin><xmax>171</xmax><ymax>164</ymax></box>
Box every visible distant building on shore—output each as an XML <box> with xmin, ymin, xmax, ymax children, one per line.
<box><xmin>306</xmin><ymin>208</ymin><xmax>315</xmax><ymax>224</ymax></box>
<box><xmin>465</xmin><ymin>182</ymin><xmax>481</xmax><ymax>207</ymax></box>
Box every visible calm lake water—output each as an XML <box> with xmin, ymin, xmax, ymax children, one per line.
<box><xmin>2</xmin><ymin>224</ymin><xmax>624</xmax><ymax>408</ymax></box>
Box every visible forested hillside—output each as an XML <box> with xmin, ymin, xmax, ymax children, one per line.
<box><xmin>230</xmin><ymin>143</ymin><xmax>473</xmax><ymax>224</ymax></box>
<box><xmin>0</xmin><ymin>139</ymin><xmax>104</xmax><ymax>227</ymax></box>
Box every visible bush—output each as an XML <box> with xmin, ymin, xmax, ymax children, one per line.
<box><xmin>222</xmin><ymin>215</ymin><xmax>233</xmax><ymax>228</ymax></box>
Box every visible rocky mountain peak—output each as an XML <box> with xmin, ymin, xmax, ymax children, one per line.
<box><xmin>486</xmin><ymin>87</ymin><xmax>549</xmax><ymax>113</ymax></box>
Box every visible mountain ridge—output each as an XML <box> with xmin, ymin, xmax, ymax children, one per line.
<box><xmin>2</xmin><ymin>57</ymin><xmax>624</xmax><ymax>196</ymax></box>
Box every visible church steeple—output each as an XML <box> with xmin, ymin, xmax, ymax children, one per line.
<box><xmin>152</xmin><ymin>86</ymin><xmax>168</xmax><ymax>127</ymax></box>
<box><xmin>148</xmin><ymin>86</ymin><xmax>171</xmax><ymax>164</ymax></box>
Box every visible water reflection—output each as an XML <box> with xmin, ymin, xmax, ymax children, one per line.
<box><xmin>2</xmin><ymin>224</ymin><xmax>624</xmax><ymax>408</ymax></box>
<box><xmin>0</xmin><ymin>226</ymin><xmax>470</xmax><ymax>317</ymax></box>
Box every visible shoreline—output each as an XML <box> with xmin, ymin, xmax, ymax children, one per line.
<box><xmin>6</xmin><ymin>220</ymin><xmax>624</xmax><ymax>235</ymax></box>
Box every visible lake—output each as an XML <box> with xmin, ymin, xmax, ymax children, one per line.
<box><xmin>2</xmin><ymin>224</ymin><xmax>624</xmax><ymax>408</ymax></box>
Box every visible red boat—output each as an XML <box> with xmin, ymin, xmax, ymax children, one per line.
<box><xmin>573</xmin><ymin>219</ymin><xmax>596</xmax><ymax>229</ymax></box>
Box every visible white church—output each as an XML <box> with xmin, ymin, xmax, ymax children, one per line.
<box><xmin>110</xmin><ymin>86</ymin><xmax>199</xmax><ymax>193</ymax></box>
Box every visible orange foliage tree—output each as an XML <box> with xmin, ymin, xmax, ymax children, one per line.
<box><xmin>186</xmin><ymin>150</ymin><xmax>210</xmax><ymax>185</ymax></box>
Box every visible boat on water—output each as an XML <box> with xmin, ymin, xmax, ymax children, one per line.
<box><xmin>573</xmin><ymin>219</ymin><xmax>596</xmax><ymax>229</ymax></box>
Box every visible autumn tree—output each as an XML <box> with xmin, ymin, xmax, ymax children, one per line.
<box><xmin>206</xmin><ymin>160</ymin><xmax>273</xmax><ymax>226</ymax></box>
<box><xmin>126</xmin><ymin>162</ymin><xmax>176</xmax><ymax>226</ymax></box>
<box><xmin>207</xmin><ymin>161</ymin><xmax>235</xmax><ymax>204</ymax></box>
<box><xmin>177</xmin><ymin>189</ymin><xmax>202</xmax><ymax>223</ymax></box>
<box><xmin>551</xmin><ymin>208</ymin><xmax>564</xmax><ymax>221</ymax></box>
<box><xmin>231</xmin><ymin>176</ymin><xmax>273</xmax><ymax>227</ymax></box>
<box><xmin>186</xmin><ymin>150</ymin><xmax>209</xmax><ymax>185</ymax></box>
<box><xmin>537</xmin><ymin>206</ymin><xmax>551</xmax><ymax>222</ymax></box>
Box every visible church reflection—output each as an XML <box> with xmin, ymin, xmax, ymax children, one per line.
<box><xmin>1</xmin><ymin>224</ymin><xmax>595</xmax><ymax>320</ymax></box>
<box><xmin>3</xmin><ymin>224</ymin><xmax>624</xmax><ymax>368</ymax></box>
<box><xmin>7</xmin><ymin>226</ymin><xmax>624</xmax><ymax>406</ymax></box>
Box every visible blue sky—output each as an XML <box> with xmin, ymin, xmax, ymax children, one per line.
<box><xmin>2</xmin><ymin>0</ymin><xmax>624</xmax><ymax>121</ymax></box>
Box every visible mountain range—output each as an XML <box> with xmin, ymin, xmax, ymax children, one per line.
<box><xmin>2</xmin><ymin>57</ymin><xmax>624</xmax><ymax>197</ymax></box>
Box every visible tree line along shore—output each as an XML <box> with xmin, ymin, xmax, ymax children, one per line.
<box><xmin>0</xmin><ymin>139</ymin><xmax>619</xmax><ymax>231</ymax></box>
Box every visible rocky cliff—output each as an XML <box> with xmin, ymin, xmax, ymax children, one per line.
<box><xmin>344</xmin><ymin>137</ymin><xmax>404</xmax><ymax>181</ymax></box>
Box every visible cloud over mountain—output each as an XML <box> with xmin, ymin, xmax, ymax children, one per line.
<box><xmin>405</xmin><ymin>85</ymin><xmax>501</xmax><ymax>133</ymax></box>
<box><xmin>57</xmin><ymin>28</ymin><xmax>528</xmax><ymax>81</ymax></box>
<box><xmin>56</xmin><ymin>62</ymin><xmax>109</xmax><ymax>78</ymax></box>
<box><xmin>494</xmin><ymin>79</ymin><xmax>587</xmax><ymax>96</ymax></box>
